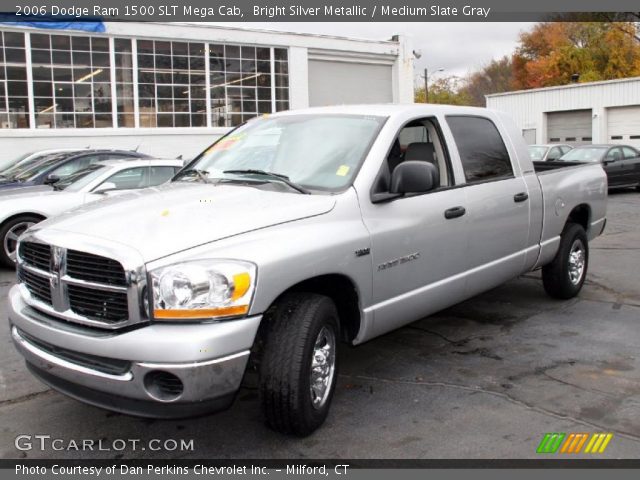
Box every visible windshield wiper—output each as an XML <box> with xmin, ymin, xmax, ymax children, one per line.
<box><xmin>173</xmin><ymin>168</ymin><xmax>213</xmax><ymax>184</ymax></box>
<box><xmin>223</xmin><ymin>169</ymin><xmax>311</xmax><ymax>194</ymax></box>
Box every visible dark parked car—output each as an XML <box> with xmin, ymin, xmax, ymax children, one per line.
<box><xmin>558</xmin><ymin>144</ymin><xmax>640</xmax><ymax>189</ymax></box>
<box><xmin>0</xmin><ymin>149</ymin><xmax>149</xmax><ymax>192</ymax></box>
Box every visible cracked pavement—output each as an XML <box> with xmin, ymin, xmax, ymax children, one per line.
<box><xmin>1</xmin><ymin>191</ymin><xmax>639</xmax><ymax>459</ymax></box>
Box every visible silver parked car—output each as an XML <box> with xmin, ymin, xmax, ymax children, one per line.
<box><xmin>528</xmin><ymin>144</ymin><xmax>573</xmax><ymax>162</ymax></box>
<box><xmin>0</xmin><ymin>159</ymin><xmax>182</xmax><ymax>266</ymax></box>
<box><xmin>8</xmin><ymin>105</ymin><xmax>607</xmax><ymax>435</ymax></box>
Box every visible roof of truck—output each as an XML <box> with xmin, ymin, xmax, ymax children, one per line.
<box><xmin>272</xmin><ymin>103</ymin><xmax>493</xmax><ymax>117</ymax></box>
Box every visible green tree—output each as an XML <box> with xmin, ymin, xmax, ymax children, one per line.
<box><xmin>414</xmin><ymin>76</ymin><xmax>471</xmax><ymax>105</ymax></box>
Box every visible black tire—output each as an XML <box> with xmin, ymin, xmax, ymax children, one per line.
<box><xmin>259</xmin><ymin>292</ymin><xmax>339</xmax><ymax>436</ymax></box>
<box><xmin>0</xmin><ymin>215</ymin><xmax>41</xmax><ymax>268</ymax></box>
<box><xmin>542</xmin><ymin>223</ymin><xmax>589</xmax><ymax>299</ymax></box>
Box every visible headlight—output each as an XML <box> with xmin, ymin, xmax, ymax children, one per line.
<box><xmin>150</xmin><ymin>260</ymin><xmax>256</xmax><ymax>320</ymax></box>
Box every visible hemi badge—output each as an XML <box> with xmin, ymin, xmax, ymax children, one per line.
<box><xmin>355</xmin><ymin>248</ymin><xmax>371</xmax><ymax>257</ymax></box>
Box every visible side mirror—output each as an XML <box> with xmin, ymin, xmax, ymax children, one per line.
<box><xmin>44</xmin><ymin>174</ymin><xmax>60</xmax><ymax>185</ymax></box>
<box><xmin>93</xmin><ymin>182</ymin><xmax>117</xmax><ymax>194</ymax></box>
<box><xmin>390</xmin><ymin>161</ymin><xmax>438</xmax><ymax>194</ymax></box>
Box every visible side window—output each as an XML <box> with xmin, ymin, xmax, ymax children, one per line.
<box><xmin>446</xmin><ymin>116</ymin><xmax>514</xmax><ymax>183</ymax></box>
<box><xmin>547</xmin><ymin>147</ymin><xmax>562</xmax><ymax>161</ymax></box>
<box><xmin>99</xmin><ymin>167</ymin><xmax>146</xmax><ymax>190</ymax></box>
<box><xmin>561</xmin><ymin>146</ymin><xmax>573</xmax><ymax>155</ymax></box>
<box><xmin>622</xmin><ymin>147</ymin><xmax>638</xmax><ymax>159</ymax></box>
<box><xmin>148</xmin><ymin>166</ymin><xmax>177</xmax><ymax>186</ymax></box>
<box><xmin>605</xmin><ymin>148</ymin><xmax>622</xmax><ymax>161</ymax></box>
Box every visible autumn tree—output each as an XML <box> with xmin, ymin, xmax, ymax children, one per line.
<box><xmin>512</xmin><ymin>22</ymin><xmax>640</xmax><ymax>89</ymax></box>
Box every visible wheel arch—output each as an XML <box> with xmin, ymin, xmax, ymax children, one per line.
<box><xmin>566</xmin><ymin>203</ymin><xmax>591</xmax><ymax>233</ymax></box>
<box><xmin>262</xmin><ymin>273</ymin><xmax>362</xmax><ymax>344</ymax></box>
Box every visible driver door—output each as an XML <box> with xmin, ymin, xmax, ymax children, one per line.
<box><xmin>358</xmin><ymin>118</ymin><xmax>469</xmax><ymax>337</ymax></box>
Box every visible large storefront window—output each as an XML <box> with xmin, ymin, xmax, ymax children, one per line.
<box><xmin>31</xmin><ymin>33</ymin><xmax>113</xmax><ymax>128</ymax></box>
<box><xmin>137</xmin><ymin>39</ymin><xmax>207</xmax><ymax>128</ymax></box>
<box><xmin>0</xmin><ymin>31</ymin><xmax>29</xmax><ymax>129</ymax></box>
<box><xmin>0</xmin><ymin>28</ymin><xmax>290</xmax><ymax>129</ymax></box>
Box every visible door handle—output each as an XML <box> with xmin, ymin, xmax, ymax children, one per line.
<box><xmin>514</xmin><ymin>192</ymin><xmax>529</xmax><ymax>203</ymax></box>
<box><xmin>444</xmin><ymin>206</ymin><xmax>466</xmax><ymax>219</ymax></box>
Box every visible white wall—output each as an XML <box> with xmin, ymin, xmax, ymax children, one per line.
<box><xmin>486</xmin><ymin>77</ymin><xmax>640</xmax><ymax>144</ymax></box>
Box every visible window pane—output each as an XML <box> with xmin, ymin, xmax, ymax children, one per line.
<box><xmin>4</xmin><ymin>32</ymin><xmax>24</xmax><ymax>47</ymax></box>
<box><xmin>91</xmin><ymin>37</ymin><xmax>109</xmax><ymax>52</ymax></box>
<box><xmin>51</xmin><ymin>35</ymin><xmax>70</xmax><ymax>50</ymax></box>
<box><xmin>446</xmin><ymin>116</ymin><xmax>514</xmax><ymax>183</ymax></box>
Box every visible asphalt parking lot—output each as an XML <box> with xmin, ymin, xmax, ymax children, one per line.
<box><xmin>1</xmin><ymin>191</ymin><xmax>639</xmax><ymax>460</ymax></box>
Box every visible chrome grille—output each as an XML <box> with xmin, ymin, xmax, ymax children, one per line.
<box><xmin>18</xmin><ymin>268</ymin><xmax>52</xmax><ymax>304</ymax></box>
<box><xmin>68</xmin><ymin>284</ymin><xmax>129</xmax><ymax>323</ymax></box>
<box><xmin>16</xmin><ymin>240</ymin><xmax>145</xmax><ymax>330</ymax></box>
<box><xmin>19</xmin><ymin>242</ymin><xmax>51</xmax><ymax>271</ymax></box>
<box><xmin>67</xmin><ymin>249</ymin><xmax>126</xmax><ymax>286</ymax></box>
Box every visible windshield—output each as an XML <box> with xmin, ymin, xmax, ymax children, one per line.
<box><xmin>559</xmin><ymin>147</ymin><xmax>606</xmax><ymax>162</ymax></box>
<box><xmin>179</xmin><ymin>114</ymin><xmax>387</xmax><ymax>192</ymax></box>
<box><xmin>528</xmin><ymin>146</ymin><xmax>548</xmax><ymax>161</ymax></box>
<box><xmin>54</xmin><ymin>164</ymin><xmax>106</xmax><ymax>191</ymax></box>
<box><xmin>0</xmin><ymin>151</ymin><xmax>35</xmax><ymax>173</ymax></box>
<box><xmin>8</xmin><ymin>153</ymin><xmax>74</xmax><ymax>182</ymax></box>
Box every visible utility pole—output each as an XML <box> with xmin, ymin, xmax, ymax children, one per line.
<box><xmin>424</xmin><ymin>68</ymin><xmax>429</xmax><ymax>103</ymax></box>
<box><xmin>421</xmin><ymin>67</ymin><xmax>444</xmax><ymax>104</ymax></box>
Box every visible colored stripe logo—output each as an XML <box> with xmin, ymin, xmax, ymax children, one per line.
<box><xmin>536</xmin><ymin>433</ymin><xmax>613</xmax><ymax>454</ymax></box>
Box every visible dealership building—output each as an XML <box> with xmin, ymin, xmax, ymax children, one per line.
<box><xmin>486</xmin><ymin>77</ymin><xmax>640</xmax><ymax>148</ymax></box>
<box><xmin>0</xmin><ymin>22</ymin><xmax>413</xmax><ymax>161</ymax></box>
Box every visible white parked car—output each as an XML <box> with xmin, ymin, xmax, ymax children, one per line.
<box><xmin>0</xmin><ymin>159</ymin><xmax>182</xmax><ymax>266</ymax></box>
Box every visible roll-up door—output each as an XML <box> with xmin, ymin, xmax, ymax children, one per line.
<box><xmin>308</xmin><ymin>60</ymin><xmax>392</xmax><ymax>107</ymax></box>
<box><xmin>607</xmin><ymin>105</ymin><xmax>640</xmax><ymax>148</ymax></box>
<box><xmin>547</xmin><ymin>110</ymin><xmax>592</xmax><ymax>146</ymax></box>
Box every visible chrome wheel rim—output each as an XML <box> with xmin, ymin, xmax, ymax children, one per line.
<box><xmin>309</xmin><ymin>325</ymin><xmax>336</xmax><ymax>410</ymax></box>
<box><xmin>568</xmin><ymin>239</ymin><xmax>586</xmax><ymax>285</ymax></box>
<box><xmin>4</xmin><ymin>221</ymin><xmax>34</xmax><ymax>263</ymax></box>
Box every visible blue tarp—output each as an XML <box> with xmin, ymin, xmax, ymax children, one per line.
<box><xmin>0</xmin><ymin>17</ymin><xmax>105</xmax><ymax>33</ymax></box>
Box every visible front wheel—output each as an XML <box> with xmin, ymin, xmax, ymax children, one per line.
<box><xmin>259</xmin><ymin>292</ymin><xmax>339</xmax><ymax>436</ymax></box>
<box><xmin>0</xmin><ymin>216</ymin><xmax>41</xmax><ymax>268</ymax></box>
<box><xmin>542</xmin><ymin>223</ymin><xmax>589</xmax><ymax>299</ymax></box>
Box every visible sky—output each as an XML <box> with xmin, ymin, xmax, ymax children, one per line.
<box><xmin>212</xmin><ymin>22</ymin><xmax>535</xmax><ymax>83</ymax></box>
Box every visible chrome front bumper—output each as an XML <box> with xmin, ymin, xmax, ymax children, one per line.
<box><xmin>8</xmin><ymin>285</ymin><xmax>262</xmax><ymax>418</ymax></box>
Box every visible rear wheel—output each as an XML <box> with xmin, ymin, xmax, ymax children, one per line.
<box><xmin>0</xmin><ymin>216</ymin><xmax>40</xmax><ymax>268</ymax></box>
<box><xmin>259</xmin><ymin>292</ymin><xmax>339</xmax><ymax>436</ymax></box>
<box><xmin>542</xmin><ymin>223</ymin><xmax>588</xmax><ymax>299</ymax></box>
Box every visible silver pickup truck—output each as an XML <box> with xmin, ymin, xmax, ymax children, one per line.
<box><xmin>8</xmin><ymin>105</ymin><xmax>607</xmax><ymax>436</ymax></box>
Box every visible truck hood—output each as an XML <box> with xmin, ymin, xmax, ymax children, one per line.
<box><xmin>37</xmin><ymin>182</ymin><xmax>336</xmax><ymax>262</ymax></box>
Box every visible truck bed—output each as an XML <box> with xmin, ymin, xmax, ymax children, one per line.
<box><xmin>533</xmin><ymin>160</ymin><xmax>587</xmax><ymax>173</ymax></box>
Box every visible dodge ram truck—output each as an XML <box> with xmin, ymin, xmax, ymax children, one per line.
<box><xmin>8</xmin><ymin>105</ymin><xmax>607</xmax><ymax>436</ymax></box>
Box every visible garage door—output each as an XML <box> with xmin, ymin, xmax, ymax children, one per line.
<box><xmin>308</xmin><ymin>60</ymin><xmax>393</xmax><ymax>107</ymax></box>
<box><xmin>607</xmin><ymin>105</ymin><xmax>640</xmax><ymax>148</ymax></box>
<box><xmin>547</xmin><ymin>110</ymin><xmax>592</xmax><ymax>146</ymax></box>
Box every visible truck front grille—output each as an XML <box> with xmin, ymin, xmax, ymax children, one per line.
<box><xmin>19</xmin><ymin>242</ymin><xmax>51</xmax><ymax>271</ymax></box>
<box><xmin>18</xmin><ymin>268</ymin><xmax>52</xmax><ymax>305</ymax></box>
<box><xmin>68</xmin><ymin>284</ymin><xmax>129</xmax><ymax>323</ymax></box>
<box><xmin>67</xmin><ymin>249</ymin><xmax>127</xmax><ymax>286</ymax></box>
<box><xmin>16</xmin><ymin>240</ymin><xmax>144</xmax><ymax>330</ymax></box>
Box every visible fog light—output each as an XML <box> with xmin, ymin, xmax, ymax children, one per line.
<box><xmin>143</xmin><ymin>370</ymin><xmax>184</xmax><ymax>402</ymax></box>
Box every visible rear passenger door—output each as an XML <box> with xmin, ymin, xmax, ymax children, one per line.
<box><xmin>446</xmin><ymin>115</ymin><xmax>530</xmax><ymax>297</ymax></box>
<box><xmin>621</xmin><ymin>147</ymin><xmax>640</xmax><ymax>186</ymax></box>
